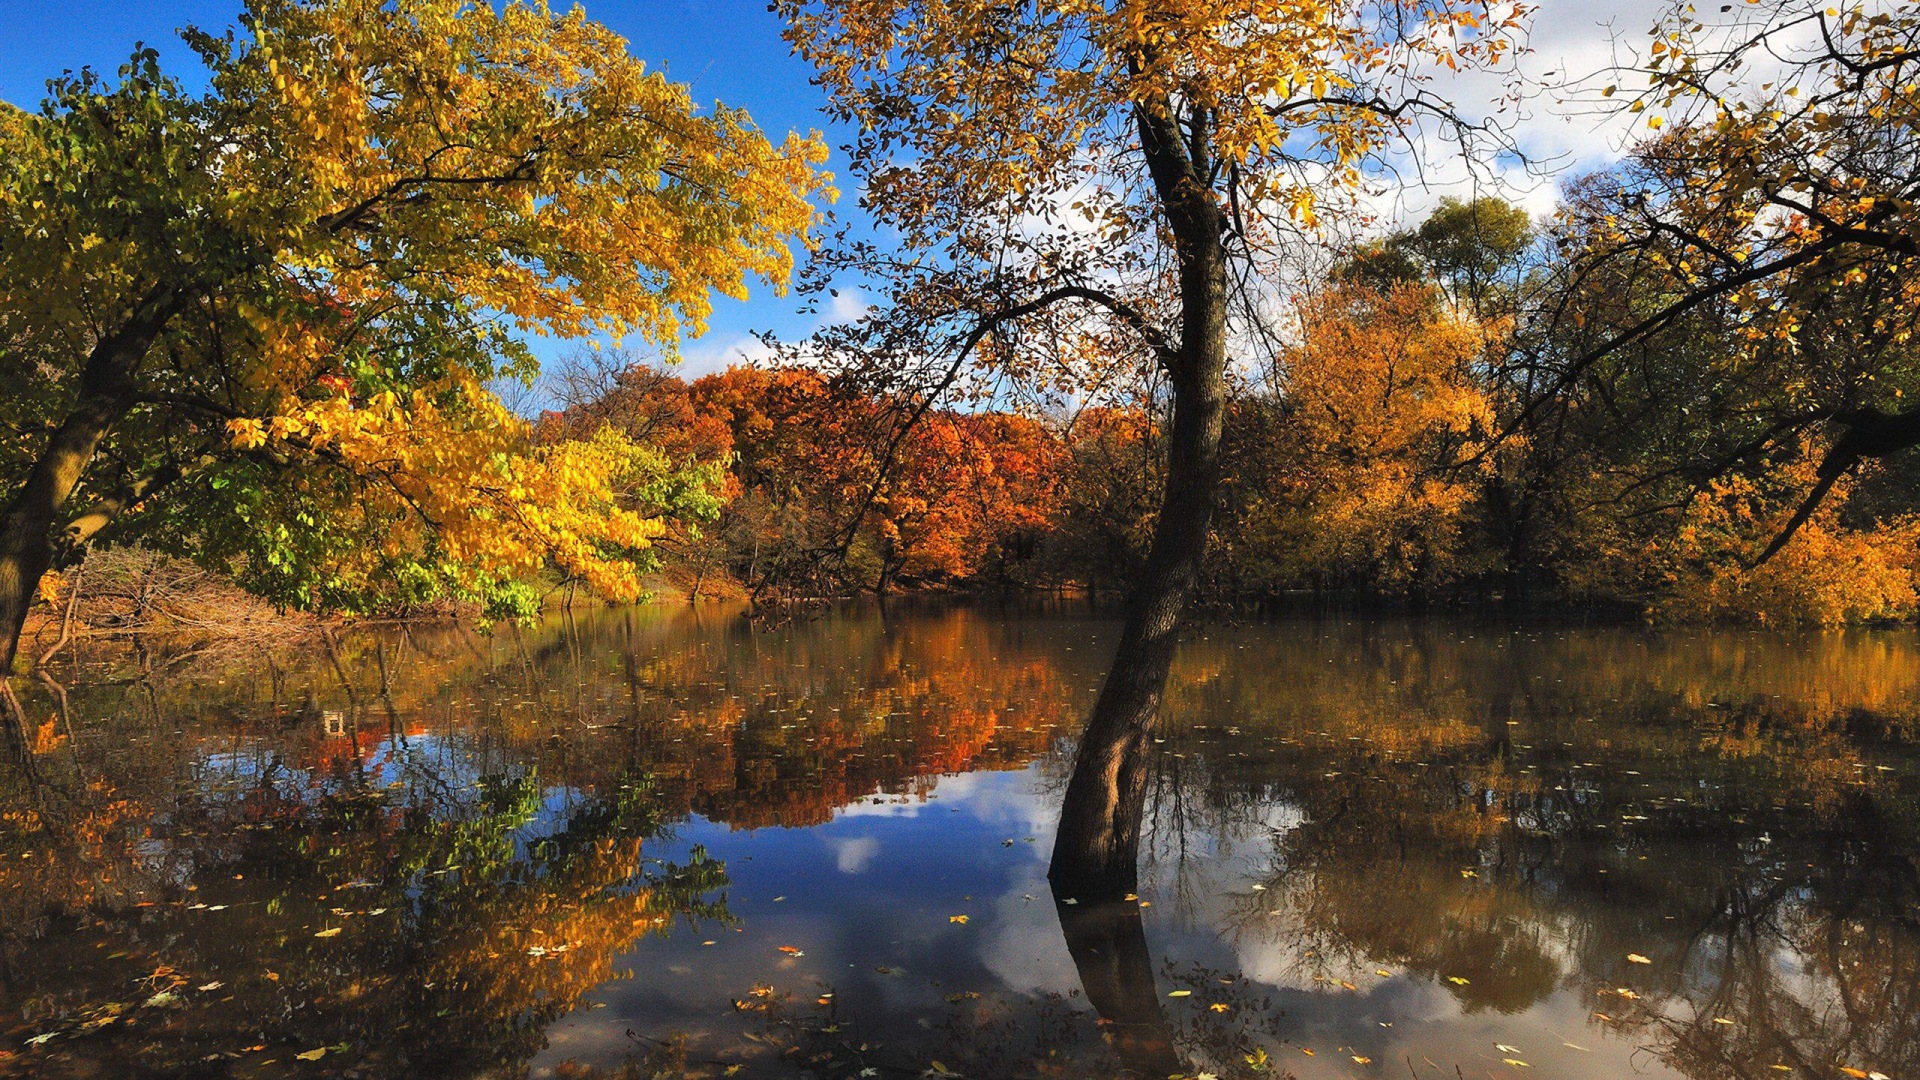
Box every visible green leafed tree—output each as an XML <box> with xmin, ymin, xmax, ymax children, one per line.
<box><xmin>0</xmin><ymin>0</ymin><xmax>830</xmax><ymax>673</ymax></box>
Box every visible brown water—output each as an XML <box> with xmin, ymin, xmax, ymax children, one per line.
<box><xmin>2</xmin><ymin>601</ymin><xmax>1916</xmax><ymax>1079</ymax></box>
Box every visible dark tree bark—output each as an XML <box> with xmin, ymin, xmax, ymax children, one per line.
<box><xmin>0</xmin><ymin>288</ymin><xmax>177</xmax><ymax>674</ymax></box>
<box><xmin>1048</xmin><ymin>96</ymin><xmax>1228</xmax><ymax>900</ymax></box>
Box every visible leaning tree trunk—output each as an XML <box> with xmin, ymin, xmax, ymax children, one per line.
<box><xmin>0</xmin><ymin>288</ymin><xmax>176</xmax><ymax>674</ymax></box>
<box><xmin>1048</xmin><ymin>97</ymin><xmax>1228</xmax><ymax>900</ymax></box>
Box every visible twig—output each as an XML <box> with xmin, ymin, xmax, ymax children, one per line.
<box><xmin>36</xmin><ymin>546</ymin><xmax>89</xmax><ymax>668</ymax></box>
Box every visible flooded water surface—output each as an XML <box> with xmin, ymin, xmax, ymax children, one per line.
<box><xmin>3</xmin><ymin>603</ymin><xmax>1917</xmax><ymax>1079</ymax></box>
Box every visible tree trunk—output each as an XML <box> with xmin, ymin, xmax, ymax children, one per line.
<box><xmin>0</xmin><ymin>288</ymin><xmax>176</xmax><ymax>674</ymax></box>
<box><xmin>1049</xmin><ymin>96</ymin><xmax>1228</xmax><ymax>900</ymax></box>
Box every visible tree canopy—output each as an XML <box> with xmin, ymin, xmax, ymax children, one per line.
<box><xmin>0</xmin><ymin>0</ymin><xmax>830</xmax><ymax>665</ymax></box>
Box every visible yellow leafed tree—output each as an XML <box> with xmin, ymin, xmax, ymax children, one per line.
<box><xmin>0</xmin><ymin>0</ymin><xmax>831</xmax><ymax>667</ymax></box>
<box><xmin>776</xmin><ymin>0</ymin><xmax>1527</xmax><ymax>892</ymax></box>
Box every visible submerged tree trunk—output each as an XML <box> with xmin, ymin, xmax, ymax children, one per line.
<box><xmin>1049</xmin><ymin>97</ymin><xmax>1228</xmax><ymax>900</ymax></box>
<box><xmin>0</xmin><ymin>288</ymin><xmax>176</xmax><ymax>674</ymax></box>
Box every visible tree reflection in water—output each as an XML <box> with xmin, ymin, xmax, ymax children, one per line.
<box><xmin>0</xmin><ymin>605</ymin><xmax>1914</xmax><ymax>1079</ymax></box>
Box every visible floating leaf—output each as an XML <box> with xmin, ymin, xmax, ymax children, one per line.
<box><xmin>314</xmin><ymin>927</ymin><xmax>342</xmax><ymax>938</ymax></box>
<box><xmin>296</xmin><ymin>1048</ymin><xmax>327</xmax><ymax>1061</ymax></box>
<box><xmin>1448</xmin><ymin>976</ymin><xmax>1471</xmax><ymax>986</ymax></box>
<box><xmin>1627</xmin><ymin>953</ymin><xmax>1652</xmax><ymax>964</ymax></box>
<box><xmin>948</xmin><ymin>915</ymin><xmax>969</xmax><ymax>924</ymax></box>
<box><xmin>777</xmin><ymin>945</ymin><xmax>803</xmax><ymax>956</ymax></box>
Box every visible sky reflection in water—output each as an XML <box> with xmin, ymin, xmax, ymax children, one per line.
<box><xmin>2</xmin><ymin>602</ymin><xmax>1917</xmax><ymax>1080</ymax></box>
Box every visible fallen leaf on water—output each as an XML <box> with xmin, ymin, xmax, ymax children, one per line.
<box><xmin>1496</xmin><ymin>1045</ymin><xmax>1522</xmax><ymax>1054</ymax></box>
<box><xmin>703</xmin><ymin>941</ymin><xmax>717</xmax><ymax>946</ymax></box>
<box><xmin>296</xmin><ymin>1048</ymin><xmax>326</xmax><ymax>1061</ymax></box>
<box><xmin>1712</xmin><ymin>1017</ymin><xmax>1734</xmax><ymax>1025</ymax></box>
<box><xmin>1375</xmin><ymin>969</ymin><xmax>1392</xmax><ymax>977</ymax></box>
<box><xmin>777</xmin><ymin>946</ymin><xmax>803</xmax><ymax>956</ymax></box>
<box><xmin>1167</xmin><ymin>990</ymin><xmax>1191</xmax><ymax>998</ymax></box>
<box><xmin>1352</xmin><ymin>1055</ymin><xmax>1372</xmax><ymax>1064</ymax></box>
<box><xmin>1627</xmin><ymin>953</ymin><xmax>1652</xmax><ymax>964</ymax></box>
<box><xmin>1563</xmin><ymin>1042</ymin><xmax>1590</xmax><ymax>1052</ymax></box>
<box><xmin>1300</xmin><ymin>1047</ymin><xmax>1315</xmax><ymax>1056</ymax></box>
<box><xmin>1339</xmin><ymin>981</ymin><xmax>1357</xmax><ymax>991</ymax></box>
<box><xmin>197</xmin><ymin>982</ymin><xmax>223</xmax><ymax>992</ymax></box>
<box><xmin>1838</xmin><ymin>1070</ymin><xmax>1869</xmax><ymax>1079</ymax></box>
<box><xmin>314</xmin><ymin>928</ymin><xmax>342</xmax><ymax>938</ymax></box>
<box><xmin>948</xmin><ymin>915</ymin><xmax>969</xmax><ymax>924</ymax></box>
<box><xmin>1503</xmin><ymin>1060</ymin><xmax>1531</xmax><ymax>1068</ymax></box>
<box><xmin>1210</xmin><ymin>1003</ymin><xmax>1230</xmax><ymax>1013</ymax></box>
<box><xmin>1448</xmin><ymin>976</ymin><xmax>1471</xmax><ymax>986</ymax></box>
<box><xmin>1060</xmin><ymin>897</ymin><xmax>1077</xmax><ymax>905</ymax></box>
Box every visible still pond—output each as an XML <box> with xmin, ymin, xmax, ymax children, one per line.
<box><xmin>2</xmin><ymin>602</ymin><xmax>1916</xmax><ymax>1079</ymax></box>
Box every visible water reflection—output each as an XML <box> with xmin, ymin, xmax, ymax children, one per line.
<box><xmin>2</xmin><ymin>605</ymin><xmax>1916</xmax><ymax>1079</ymax></box>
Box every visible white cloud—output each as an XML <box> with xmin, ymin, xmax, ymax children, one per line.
<box><xmin>826</xmin><ymin>286</ymin><xmax>873</xmax><ymax>325</ymax></box>
<box><xmin>827</xmin><ymin>834</ymin><xmax>881</xmax><ymax>873</ymax></box>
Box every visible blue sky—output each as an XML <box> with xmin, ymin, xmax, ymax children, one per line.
<box><xmin>0</xmin><ymin>0</ymin><xmax>1672</xmax><ymax>387</ymax></box>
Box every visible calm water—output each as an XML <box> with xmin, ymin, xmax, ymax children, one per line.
<box><xmin>3</xmin><ymin>602</ymin><xmax>1917</xmax><ymax>1079</ymax></box>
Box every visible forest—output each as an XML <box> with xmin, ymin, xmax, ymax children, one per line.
<box><xmin>532</xmin><ymin>186</ymin><xmax>1920</xmax><ymax>628</ymax></box>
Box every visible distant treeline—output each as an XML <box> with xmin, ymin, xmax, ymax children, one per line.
<box><xmin>539</xmin><ymin>196</ymin><xmax>1920</xmax><ymax>627</ymax></box>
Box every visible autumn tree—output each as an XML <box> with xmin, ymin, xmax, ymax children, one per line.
<box><xmin>1220</xmin><ymin>281</ymin><xmax>1497</xmax><ymax>596</ymax></box>
<box><xmin>0</xmin><ymin>0</ymin><xmax>828</xmax><ymax>673</ymax></box>
<box><xmin>778</xmin><ymin>0</ymin><xmax>1527</xmax><ymax>892</ymax></box>
<box><xmin>1514</xmin><ymin>0</ymin><xmax>1920</xmax><ymax>569</ymax></box>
